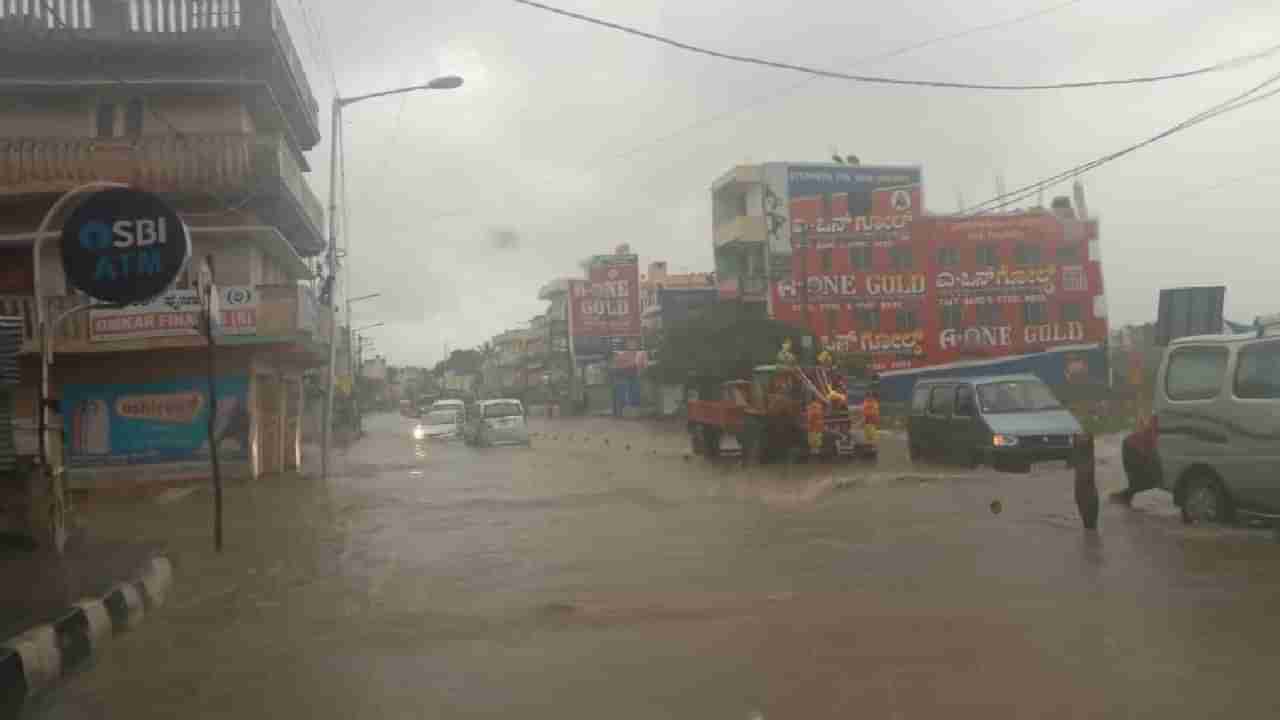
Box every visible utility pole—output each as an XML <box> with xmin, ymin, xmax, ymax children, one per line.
<box><xmin>320</xmin><ymin>74</ymin><xmax>463</xmax><ymax>480</ymax></box>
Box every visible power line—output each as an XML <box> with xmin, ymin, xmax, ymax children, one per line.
<box><xmin>962</xmin><ymin>71</ymin><xmax>1280</xmax><ymax>214</ymax></box>
<box><xmin>586</xmin><ymin>0</ymin><xmax>1087</xmax><ymax>167</ymax></box>
<box><xmin>298</xmin><ymin>0</ymin><xmax>341</xmax><ymax>96</ymax></box>
<box><xmin>511</xmin><ymin>0</ymin><xmax>1280</xmax><ymax>91</ymax></box>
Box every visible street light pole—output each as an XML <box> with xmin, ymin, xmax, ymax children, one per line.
<box><xmin>321</xmin><ymin>98</ymin><xmax>342</xmax><ymax>481</ymax></box>
<box><xmin>320</xmin><ymin>75</ymin><xmax>463</xmax><ymax>480</ymax></box>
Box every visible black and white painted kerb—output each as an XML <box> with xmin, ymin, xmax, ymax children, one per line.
<box><xmin>0</xmin><ymin>556</ymin><xmax>171</xmax><ymax>719</ymax></box>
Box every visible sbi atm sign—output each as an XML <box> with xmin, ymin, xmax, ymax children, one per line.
<box><xmin>60</xmin><ymin>188</ymin><xmax>190</xmax><ymax>305</ymax></box>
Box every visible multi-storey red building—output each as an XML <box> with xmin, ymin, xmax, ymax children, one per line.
<box><xmin>713</xmin><ymin>163</ymin><xmax>1108</xmax><ymax>401</ymax></box>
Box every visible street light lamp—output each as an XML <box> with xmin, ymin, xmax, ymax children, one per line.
<box><xmin>322</xmin><ymin>75</ymin><xmax>463</xmax><ymax>479</ymax></box>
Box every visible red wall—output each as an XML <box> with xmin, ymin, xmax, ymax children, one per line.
<box><xmin>771</xmin><ymin>211</ymin><xmax>1107</xmax><ymax>373</ymax></box>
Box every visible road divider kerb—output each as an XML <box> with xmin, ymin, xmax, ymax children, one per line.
<box><xmin>0</xmin><ymin>555</ymin><xmax>172</xmax><ymax>720</ymax></box>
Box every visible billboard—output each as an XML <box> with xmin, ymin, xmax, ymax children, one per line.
<box><xmin>786</xmin><ymin>164</ymin><xmax>922</xmax><ymax>248</ymax></box>
<box><xmin>570</xmin><ymin>254</ymin><xmax>641</xmax><ymax>339</ymax></box>
<box><xmin>1155</xmin><ymin>286</ymin><xmax>1225</xmax><ymax>346</ymax></box>
<box><xmin>61</xmin><ymin>375</ymin><xmax>251</xmax><ymax>468</ymax></box>
<box><xmin>88</xmin><ymin>287</ymin><xmax>259</xmax><ymax>342</ymax></box>
<box><xmin>770</xmin><ymin>210</ymin><xmax>1108</xmax><ymax>375</ymax></box>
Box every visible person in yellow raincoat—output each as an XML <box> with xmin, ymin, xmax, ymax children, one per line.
<box><xmin>806</xmin><ymin>396</ymin><xmax>826</xmax><ymax>454</ymax></box>
<box><xmin>862</xmin><ymin>387</ymin><xmax>881</xmax><ymax>445</ymax></box>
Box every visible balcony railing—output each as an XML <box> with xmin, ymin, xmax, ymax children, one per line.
<box><xmin>0</xmin><ymin>0</ymin><xmax>319</xmax><ymax>147</ymax></box>
<box><xmin>0</xmin><ymin>133</ymin><xmax>324</xmax><ymax>252</ymax></box>
<box><xmin>0</xmin><ymin>284</ymin><xmax>330</xmax><ymax>354</ymax></box>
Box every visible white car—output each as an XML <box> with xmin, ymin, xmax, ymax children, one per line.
<box><xmin>465</xmin><ymin>399</ymin><xmax>530</xmax><ymax>447</ymax></box>
<box><xmin>416</xmin><ymin>408</ymin><xmax>463</xmax><ymax>440</ymax></box>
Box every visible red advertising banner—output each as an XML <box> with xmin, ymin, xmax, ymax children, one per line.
<box><xmin>770</xmin><ymin>211</ymin><xmax>1107</xmax><ymax>374</ymax></box>
<box><xmin>570</xmin><ymin>254</ymin><xmax>641</xmax><ymax>338</ymax></box>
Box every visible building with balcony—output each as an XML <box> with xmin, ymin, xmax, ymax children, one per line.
<box><xmin>0</xmin><ymin>0</ymin><xmax>329</xmax><ymax>488</ymax></box>
<box><xmin>711</xmin><ymin>165</ymin><xmax>774</xmax><ymax>306</ymax></box>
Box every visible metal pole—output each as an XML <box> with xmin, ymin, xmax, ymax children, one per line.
<box><xmin>201</xmin><ymin>280</ymin><xmax>224</xmax><ymax>551</ymax></box>
<box><xmin>321</xmin><ymin>99</ymin><xmax>342</xmax><ymax>480</ymax></box>
<box><xmin>347</xmin><ymin>301</ymin><xmax>359</xmax><ymax>435</ymax></box>
<box><xmin>798</xmin><ymin>227</ymin><xmax>811</xmax><ymax>347</ymax></box>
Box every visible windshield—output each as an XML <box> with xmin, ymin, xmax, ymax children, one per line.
<box><xmin>423</xmin><ymin>411</ymin><xmax>459</xmax><ymax>425</ymax></box>
<box><xmin>483</xmin><ymin>402</ymin><xmax>523</xmax><ymax>418</ymax></box>
<box><xmin>17</xmin><ymin>1</ymin><xmax>1278</xmax><ymax>716</ymax></box>
<box><xmin>977</xmin><ymin>381</ymin><xmax>1063</xmax><ymax>413</ymax></box>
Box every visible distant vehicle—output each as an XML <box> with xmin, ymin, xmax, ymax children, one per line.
<box><xmin>1153</xmin><ymin>319</ymin><xmax>1280</xmax><ymax>524</ymax></box>
<box><xmin>464</xmin><ymin>399</ymin><xmax>530</xmax><ymax>447</ymax></box>
<box><xmin>431</xmin><ymin>398</ymin><xmax>467</xmax><ymax>425</ymax></box>
<box><xmin>907</xmin><ymin>374</ymin><xmax>1082</xmax><ymax>472</ymax></box>
<box><xmin>416</xmin><ymin>409</ymin><xmax>463</xmax><ymax>440</ymax></box>
<box><xmin>400</xmin><ymin>399</ymin><xmax>419</xmax><ymax>418</ymax></box>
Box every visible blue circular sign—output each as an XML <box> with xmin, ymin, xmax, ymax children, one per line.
<box><xmin>60</xmin><ymin>188</ymin><xmax>190</xmax><ymax>305</ymax></box>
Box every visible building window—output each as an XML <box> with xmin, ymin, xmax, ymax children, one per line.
<box><xmin>95</xmin><ymin>102</ymin><xmax>115</xmax><ymax>138</ymax></box>
<box><xmin>1063</xmin><ymin>266</ymin><xmax>1087</xmax><ymax>292</ymax></box>
<box><xmin>125</xmin><ymin>98</ymin><xmax>144</xmax><ymax>136</ymax></box>
<box><xmin>1023</xmin><ymin>301</ymin><xmax>1048</xmax><ymax>324</ymax></box>
<box><xmin>820</xmin><ymin>248</ymin><xmax>832</xmax><ymax>273</ymax></box>
<box><xmin>936</xmin><ymin>247</ymin><xmax>959</xmax><ymax>267</ymax></box>
<box><xmin>1060</xmin><ymin>303</ymin><xmax>1082</xmax><ymax>323</ymax></box>
<box><xmin>976</xmin><ymin>244</ymin><xmax>999</xmax><ymax>267</ymax></box>
<box><xmin>889</xmin><ymin>246</ymin><xmax>912</xmax><ymax>270</ymax></box>
<box><xmin>941</xmin><ymin>304</ymin><xmax>963</xmax><ymax>328</ymax></box>
<box><xmin>857</xmin><ymin>308</ymin><xmax>880</xmax><ymax>332</ymax></box>
<box><xmin>1166</xmin><ymin>346</ymin><xmax>1228</xmax><ymax>401</ymax></box>
<box><xmin>825</xmin><ymin>307</ymin><xmax>839</xmax><ymax>333</ymax></box>
<box><xmin>1056</xmin><ymin>244</ymin><xmax>1079</xmax><ymax>262</ymax></box>
<box><xmin>896</xmin><ymin>309</ymin><xmax>918</xmax><ymax>331</ymax></box>
<box><xmin>1234</xmin><ymin>341</ymin><xmax>1280</xmax><ymax>399</ymax></box>
<box><xmin>976</xmin><ymin>302</ymin><xmax>1002</xmax><ymax>325</ymax></box>
<box><xmin>849</xmin><ymin>245</ymin><xmax>872</xmax><ymax>270</ymax></box>
<box><xmin>1014</xmin><ymin>243</ymin><xmax>1042</xmax><ymax>265</ymax></box>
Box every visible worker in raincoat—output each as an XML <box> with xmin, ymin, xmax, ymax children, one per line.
<box><xmin>806</xmin><ymin>394</ymin><xmax>826</xmax><ymax>455</ymax></box>
<box><xmin>862</xmin><ymin>387</ymin><xmax>881</xmax><ymax>446</ymax></box>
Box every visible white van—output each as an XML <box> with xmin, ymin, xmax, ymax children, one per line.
<box><xmin>1154</xmin><ymin>317</ymin><xmax>1280</xmax><ymax>524</ymax></box>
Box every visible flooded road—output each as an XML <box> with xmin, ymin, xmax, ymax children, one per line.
<box><xmin>33</xmin><ymin>413</ymin><xmax>1280</xmax><ymax>719</ymax></box>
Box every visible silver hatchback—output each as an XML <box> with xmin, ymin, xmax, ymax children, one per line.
<box><xmin>466</xmin><ymin>399</ymin><xmax>531</xmax><ymax>447</ymax></box>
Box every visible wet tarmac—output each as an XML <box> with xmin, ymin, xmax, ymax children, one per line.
<box><xmin>31</xmin><ymin>413</ymin><xmax>1280</xmax><ymax>719</ymax></box>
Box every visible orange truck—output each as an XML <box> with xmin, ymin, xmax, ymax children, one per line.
<box><xmin>687</xmin><ymin>365</ymin><xmax>876</xmax><ymax>463</ymax></box>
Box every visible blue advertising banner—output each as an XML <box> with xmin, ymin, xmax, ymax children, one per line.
<box><xmin>62</xmin><ymin>376</ymin><xmax>250</xmax><ymax>467</ymax></box>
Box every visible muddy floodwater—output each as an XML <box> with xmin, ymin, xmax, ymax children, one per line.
<box><xmin>32</xmin><ymin>413</ymin><xmax>1280</xmax><ymax>719</ymax></box>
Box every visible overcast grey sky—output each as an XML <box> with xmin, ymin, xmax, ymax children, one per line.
<box><xmin>285</xmin><ymin>0</ymin><xmax>1280</xmax><ymax>367</ymax></box>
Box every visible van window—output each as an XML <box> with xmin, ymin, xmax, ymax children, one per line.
<box><xmin>911</xmin><ymin>386</ymin><xmax>929</xmax><ymax>413</ymax></box>
<box><xmin>1234</xmin><ymin>340</ymin><xmax>1280</xmax><ymax>399</ymax></box>
<box><xmin>1166</xmin><ymin>346</ymin><xmax>1228</xmax><ymax>401</ymax></box>
<box><xmin>955</xmin><ymin>385</ymin><xmax>976</xmax><ymax>416</ymax></box>
<box><xmin>928</xmin><ymin>386</ymin><xmax>954</xmax><ymax>416</ymax></box>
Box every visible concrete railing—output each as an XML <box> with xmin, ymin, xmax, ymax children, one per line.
<box><xmin>0</xmin><ymin>0</ymin><xmax>318</xmax><ymax>143</ymax></box>
<box><xmin>0</xmin><ymin>133</ymin><xmax>322</xmax><ymax>244</ymax></box>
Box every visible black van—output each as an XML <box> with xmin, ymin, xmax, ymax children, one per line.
<box><xmin>907</xmin><ymin>374</ymin><xmax>1083</xmax><ymax>472</ymax></box>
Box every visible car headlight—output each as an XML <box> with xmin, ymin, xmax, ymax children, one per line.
<box><xmin>992</xmin><ymin>434</ymin><xmax>1019</xmax><ymax>448</ymax></box>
